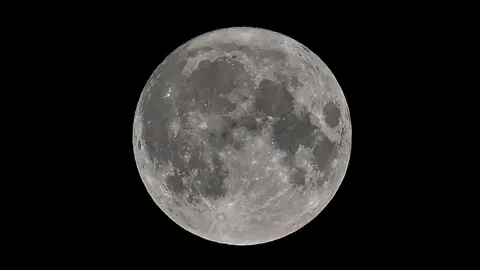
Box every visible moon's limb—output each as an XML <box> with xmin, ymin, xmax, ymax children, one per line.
<box><xmin>133</xmin><ymin>27</ymin><xmax>352</xmax><ymax>245</ymax></box>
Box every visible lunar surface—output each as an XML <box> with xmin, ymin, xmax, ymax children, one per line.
<box><xmin>133</xmin><ymin>27</ymin><xmax>352</xmax><ymax>245</ymax></box>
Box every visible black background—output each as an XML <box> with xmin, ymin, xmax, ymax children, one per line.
<box><xmin>2</xmin><ymin>1</ymin><xmax>472</xmax><ymax>265</ymax></box>
<box><xmin>38</xmin><ymin>9</ymin><xmax>443</xmax><ymax>263</ymax></box>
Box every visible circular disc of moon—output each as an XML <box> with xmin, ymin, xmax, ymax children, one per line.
<box><xmin>133</xmin><ymin>27</ymin><xmax>352</xmax><ymax>245</ymax></box>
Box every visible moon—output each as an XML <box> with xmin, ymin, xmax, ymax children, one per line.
<box><xmin>133</xmin><ymin>27</ymin><xmax>352</xmax><ymax>245</ymax></box>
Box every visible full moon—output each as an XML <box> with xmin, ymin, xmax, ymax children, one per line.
<box><xmin>133</xmin><ymin>27</ymin><xmax>352</xmax><ymax>245</ymax></box>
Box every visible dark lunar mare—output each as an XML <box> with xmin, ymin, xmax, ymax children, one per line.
<box><xmin>255</xmin><ymin>76</ymin><xmax>339</xmax><ymax>188</ymax></box>
<box><xmin>255</xmin><ymin>79</ymin><xmax>294</xmax><ymax>117</ymax></box>
<box><xmin>141</xmin><ymin>42</ymin><xmax>340</xmax><ymax>202</ymax></box>
<box><xmin>208</xmin><ymin>127</ymin><xmax>235</xmax><ymax>151</ymax></box>
<box><xmin>158</xmin><ymin>137</ymin><xmax>231</xmax><ymax>203</ymax></box>
<box><xmin>144</xmin><ymin>46</ymin><xmax>268</xmax><ymax>202</ymax></box>
<box><xmin>181</xmin><ymin>56</ymin><xmax>254</xmax><ymax>114</ymax></box>
<box><xmin>313</xmin><ymin>134</ymin><xmax>339</xmax><ymax>186</ymax></box>
<box><xmin>291</xmin><ymin>168</ymin><xmax>308</xmax><ymax>187</ymax></box>
<box><xmin>141</xmin><ymin>87</ymin><xmax>176</xmax><ymax>169</ymax></box>
<box><xmin>323</xmin><ymin>101</ymin><xmax>341</xmax><ymax>128</ymax></box>
<box><xmin>273</xmin><ymin>113</ymin><xmax>316</xmax><ymax>155</ymax></box>
<box><xmin>139</xmin><ymin>46</ymin><xmax>191</xmax><ymax>165</ymax></box>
